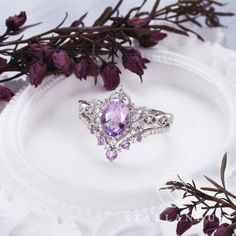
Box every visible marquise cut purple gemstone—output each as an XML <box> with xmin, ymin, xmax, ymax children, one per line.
<box><xmin>101</xmin><ymin>99</ymin><xmax>130</xmax><ymax>137</ymax></box>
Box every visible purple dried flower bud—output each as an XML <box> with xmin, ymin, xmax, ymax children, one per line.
<box><xmin>29</xmin><ymin>43</ymin><xmax>53</xmax><ymax>59</ymax></box>
<box><xmin>74</xmin><ymin>58</ymin><xmax>98</xmax><ymax>80</ymax></box>
<box><xmin>122</xmin><ymin>48</ymin><xmax>150</xmax><ymax>77</ymax></box>
<box><xmin>214</xmin><ymin>223</ymin><xmax>234</xmax><ymax>236</ymax></box>
<box><xmin>52</xmin><ymin>50</ymin><xmax>71</xmax><ymax>71</ymax></box>
<box><xmin>159</xmin><ymin>206</ymin><xmax>179</xmax><ymax>222</ymax></box>
<box><xmin>176</xmin><ymin>214</ymin><xmax>192</xmax><ymax>236</ymax></box>
<box><xmin>0</xmin><ymin>85</ymin><xmax>14</xmax><ymax>101</ymax></box>
<box><xmin>29</xmin><ymin>61</ymin><xmax>47</xmax><ymax>87</ymax></box>
<box><xmin>137</xmin><ymin>31</ymin><xmax>167</xmax><ymax>48</ymax></box>
<box><xmin>126</xmin><ymin>15</ymin><xmax>167</xmax><ymax>48</ymax></box>
<box><xmin>203</xmin><ymin>215</ymin><xmax>219</xmax><ymax>235</ymax></box>
<box><xmin>88</xmin><ymin>62</ymin><xmax>99</xmax><ymax>79</ymax></box>
<box><xmin>29</xmin><ymin>43</ymin><xmax>42</xmax><ymax>53</ymax></box>
<box><xmin>29</xmin><ymin>43</ymin><xmax>54</xmax><ymax>69</ymax></box>
<box><xmin>0</xmin><ymin>57</ymin><xmax>7</xmax><ymax>72</ymax></box>
<box><xmin>128</xmin><ymin>17</ymin><xmax>150</xmax><ymax>28</ymax></box>
<box><xmin>74</xmin><ymin>58</ymin><xmax>89</xmax><ymax>80</ymax></box>
<box><xmin>74</xmin><ymin>59</ymin><xmax>88</xmax><ymax>80</ymax></box>
<box><xmin>6</xmin><ymin>11</ymin><xmax>27</xmax><ymax>31</ymax></box>
<box><xmin>100</xmin><ymin>62</ymin><xmax>121</xmax><ymax>90</ymax></box>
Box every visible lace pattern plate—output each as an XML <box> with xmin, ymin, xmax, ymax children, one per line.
<box><xmin>0</xmin><ymin>48</ymin><xmax>236</xmax><ymax>217</ymax></box>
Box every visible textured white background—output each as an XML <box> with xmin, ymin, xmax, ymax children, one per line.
<box><xmin>0</xmin><ymin>1</ymin><xmax>236</xmax><ymax>236</ymax></box>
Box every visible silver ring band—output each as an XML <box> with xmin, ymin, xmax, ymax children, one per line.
<box><xmin>78</xmin><ymin>87</ymin><xmax>173</xmax><ymax>161</ymax></box>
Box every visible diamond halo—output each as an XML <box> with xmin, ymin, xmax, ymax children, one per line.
<box><xmin>78</xmin><ymin>87</ymin><xmax>173</xmax><ymax>161</ymax></box>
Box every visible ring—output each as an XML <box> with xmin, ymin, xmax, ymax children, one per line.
<box><xmin>78</xmin><ymin>87</ymin><xmax>173</xmax><ymax>161</ymax></box>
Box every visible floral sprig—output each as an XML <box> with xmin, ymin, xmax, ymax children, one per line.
<box><xmin>0</xmin><ymin>0</ymin><xmax>233</xmax><ymax>101</ymax></box>
<box><xmin>159</xmin><ymin>153</ymin><xmax>236</xmax><ymax>236</ymax></box>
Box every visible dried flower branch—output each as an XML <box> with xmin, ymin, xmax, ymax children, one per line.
<box><xmin>160</xmin><ymin>153</ymin><xmax>236</xmax><ymax>235</ymax></box>
<box><xmin>0</xmin><ymin>0</ymin><xmax>233</xmax><ymax>101</ymax></box>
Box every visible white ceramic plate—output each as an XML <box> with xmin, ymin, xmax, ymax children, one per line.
<box><xmin>0</xmin><ymin>49</ymin><xmax>236</xmax><ymax>214</ymax></box>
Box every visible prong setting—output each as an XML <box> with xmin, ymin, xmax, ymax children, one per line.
<box><xmin>78</xmin><ymin>88</ymin><xmax>173</xmax><ymax>161</ymax></box>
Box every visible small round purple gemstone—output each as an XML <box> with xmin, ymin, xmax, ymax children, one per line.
<box><xmin>101</xmin><ymin>99</ymin><xmax>130</xmax><ymax>137</ymax></box>
<box><xmin>106</xmin><ymin>149</ymin><xmax>118</xmax><ymax>161</ymax></box>
<box><xmin>136</xmin><ymin>133</ymin><xmax>143</xmax><ymax>142</ymax></box>
<box><xmin>90</xmin><ymin>126</ymin><xmax>96</xmax><ymax>134</ymax></box>
<box><xmin>121</xmin><ymin>140</ymin><xmax>130</xmax><ymax>150</ymax></box>
<box><xmin>97</xmin><ymin>136</ymin><xmax>105</xmax><ymax>145</ymax></box>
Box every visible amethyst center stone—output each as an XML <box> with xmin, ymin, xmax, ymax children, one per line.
<box><xmin>101</xmin><ymin>99</ymin><xmax>130</xmax><ymax>137</ymax></box>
